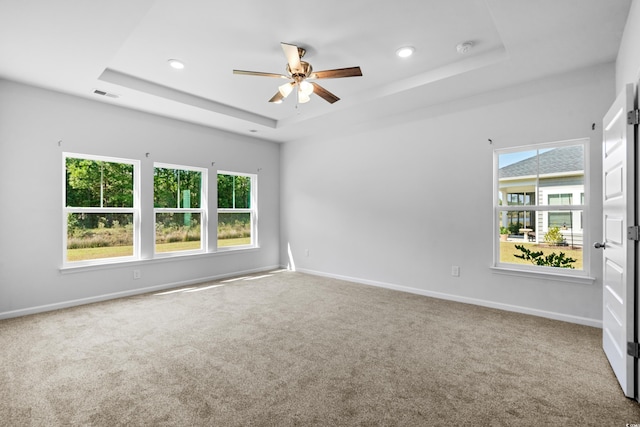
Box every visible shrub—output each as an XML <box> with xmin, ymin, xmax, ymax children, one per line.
<box><xmin>544</xmin><ymin>227</ymin><xmax>565</xmax><ymax>245</ymax></box>
<box><xmin>67</xmin><ymin>227</ymin><xmax>132</xmax><ymax>249</ymax></box>
<box><xmin>513</xmin><ymin>244</ymin><xmax>576</xmax><ymax>268</ymax></box>
<box><xmin>217</xmin><ymin>220</ymin><xmax>250</xmax><ymax>239</ymax></box>
<box><xmin>156</xmin><ymin>224</ymin><xmax>201</xmax><ymax>244</ymax></box>
<box><xmin>508</xmin><ymin>222</ymin><xmax>522</xmax><ymax>235</ymax></box>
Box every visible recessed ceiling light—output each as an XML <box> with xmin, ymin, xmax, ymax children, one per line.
<box><xmin>396</xmin><ymin>46</ymin><xmax>415</xmax><ymax>58</ymax></box>
<box><xmin>168</xmin><ymin>59</ymin><xmax>185</xmax><ymax>69</ymax></box>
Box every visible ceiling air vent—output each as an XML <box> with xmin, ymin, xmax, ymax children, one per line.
<box><xmin>93</xmin><ymin>89</ymin><xmax>119</xmax><ymax>99</ymax></box>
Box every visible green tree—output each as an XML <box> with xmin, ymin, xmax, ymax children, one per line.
<box><xmin>66</xmin><ymin>158</ymin><xmax>133</xmax><ymax>207</ymax></box>
<box><xmin>217</xmin><ymin>174</ymin><xmax>250</xmax><ymax>209</ymax></box>
<box><xmin>154</xmin><ymin>167</ymin><xmax>201</xmax><ymax>208</ymax></box>
<box><xmin>66</xmin><ymin>158</ymin><xmax>134</xmax><ymax>230</ymax></box>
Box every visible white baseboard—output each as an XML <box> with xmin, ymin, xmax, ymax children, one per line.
<box><xmin>295</xmin><ymin>267</ymin><xmax>602</xmax><ymax>328</ymax></box>
<box><xmin>3</xmin><ymin>264</ymin><xmax>602</xmax><ymax>328</ymax></box>
<box><xmin>0</xmin><ymin>265</ymin><xmax>280</xmax><ymax>320</ymax></box>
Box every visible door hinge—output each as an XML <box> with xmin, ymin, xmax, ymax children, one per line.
<box><xmin>628</xmin><ymin>342</ymin><xmax>640</xmax><ymax>358</ymax></box>
<box><xmin>627</xmin><ymin>226</ymin><xmax>640</xmax><ymax>241</ymax></box>
<box><xmin>629</xmin><ymin>109</ymin><xmax>640</xmax><ymax>125</ymax></box>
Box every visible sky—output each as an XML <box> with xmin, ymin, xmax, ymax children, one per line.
<box><xmin>499</xmin><ymin>148</ymin><xmax>553</xmax><ymax>168</ymax></box>
<box><xmin>499</xmin><ymin>150</ymin><xmax>536</xmax><ymax>168</ymax></box>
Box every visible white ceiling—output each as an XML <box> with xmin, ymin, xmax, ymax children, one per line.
<box><xmin>0</xmin><ymin>0</ymin><xmax>631</xmax><ymax>143</ymax></box>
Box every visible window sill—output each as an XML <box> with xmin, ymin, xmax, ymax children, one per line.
<box><xmin>59</xmin><ymin>246</ymin><xmax>260</xmax><ymax>275</ymax></box>
<box><xmin>490</xmin><ymin>265</ymin><xmax>596</xmax><ymax>285</ymax></box>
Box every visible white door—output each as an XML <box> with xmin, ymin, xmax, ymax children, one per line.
<box><xmin>601</xmin><ymin>83</ymin><xmax>635</xmax><ymax>398</ymax></box>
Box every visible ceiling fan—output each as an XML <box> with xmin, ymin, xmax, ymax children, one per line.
<box><xmin>233</xmin><ymin>42</ymin><xmax>362</xmax><ymax>104</ymax></box>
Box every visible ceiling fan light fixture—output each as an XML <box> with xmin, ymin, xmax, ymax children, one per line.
<box><xmin>298</xmin><ymin>90</ymin><xmax>311</xmax><ymax>104</ymax></box>
<box><xmin>299</xmin><ymin>81</ymin><xmax>314</xmax><ymax>96</ymax></box>
<box><xmin>168</xmin><ymin>59</ymin><xmax>185</xmax><ymax>69</ymax></box>
<box><xmin>396</xmin><ymin>46</ymin><xmax>414</xmax><ymax>58</ymax></box>
<box><xmin>278</xmin><ymin>82</ymin><xmax>294</xmax><ymax>97</ymax></box>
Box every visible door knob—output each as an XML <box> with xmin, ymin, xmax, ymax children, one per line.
<box><xmin>593</xmin><ymin>242</ymin><xmax>606</xmax><ymax>249</ymax></box>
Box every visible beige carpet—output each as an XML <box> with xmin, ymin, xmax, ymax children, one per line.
<box><xmin>1</xmin><ymin>270</ymin><xmax>639</xmax><ymax>426</ymax></box>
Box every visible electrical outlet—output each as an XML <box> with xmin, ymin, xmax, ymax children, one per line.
<box><xmin>133</xmin><ymin>269</ymin><xmax>141</xmax><ymax>280</ymax></box>
<box><xmin>451</xmin><ymin>266</ymin><xmax>460</xmax><ymax>277</ymax></box>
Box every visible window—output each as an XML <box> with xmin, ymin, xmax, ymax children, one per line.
<box><xmin>63</xmin><ymin>155</ymin><xmax>259</xmax><ymax>268</ymax></box>
<box><xmin>548</xmin><ymin>194</ymin><xmax>573</xmax><ymax>228</ymax></box>
<box><xmin>507</xmin><ymin>192</ymin><xmax>535</xmax><ymax>205</ymax></box>
<box><xmin>63</xmin><ymin>153</ymin><xmax>139</xmax><ymax>264</ymax></box>
<box><xmin>154</xmin><ymin>164</ymin><xmax>207</xmax><ymax>254</ymax></box>
<box><xmin>505</xmin><ymin>191</ymin><xmax>535</xmax><ymax>232</ymax></box>
<box><xmin>217</xmin><ymin>172</ymin><xmax>257</xmax><ymax>248</ymax></box>
<box><xmin>494</xmin><ymin>140</ymin><xmax>587</xmax><ymax>273</ymax></box>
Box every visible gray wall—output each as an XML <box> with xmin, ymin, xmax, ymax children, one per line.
<box><xmin>280</xmin><ymin>63</ymin><xmax>614</xmax><ymax>326</ymax></box>
<box><xmin>616</xmin><ymin>0</ymin><xmax>640</xmax><ymax>92</ymax></box>
<box><xmin>0</xmin><ymin>80</ymin><xmax>280</xmax><ymax>318</ymax></box>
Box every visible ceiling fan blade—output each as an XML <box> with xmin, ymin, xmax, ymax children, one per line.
<box><xmin>233</xmin><ymin>70</ymin><xmax>288</xmax><ymax>78</ymax></box>
<box><xmin>268</xmin><ymin>91</ymin><xmax>285</xmax><ymax>103</ymax></box>
<box><xmin>310</xmin><ymin>82</ymin><xmax>340</xmax><ymax>104</ymax></box>
<box><xmin>310</xmin><ymin>66</ymin><xmax>363</xmax><ymax>79</ymax></box>
<box><xmin>281</xmin><ymin>42</ymin><xmax>302</xmax><ymax>74</ymax></box>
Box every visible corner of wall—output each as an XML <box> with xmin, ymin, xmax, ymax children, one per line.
<box><xmin>616</xmin><ymin>0</ymin><xmax>640</xmax><ymax>91</ymax></box>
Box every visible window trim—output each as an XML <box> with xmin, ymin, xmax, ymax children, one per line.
<box><xmin>216</xmin><ymin>170</ymin><xmax>258</xmax><ymax>251</ymax></box>
<box><xmin>153</xmin><ymin>162</ymin><xmax>208</xmax><ymax>258</ymax></box>
<box><xmin>62</xmin><ymin>152</ymin><xmax>141</xmax><ymax>267</ymax></box>
<box><xmin>60</xmin><ymin>154</ymin><xmax>263</xmax><ymax>271</ymax></box>
<box><xmin>493</xmin><ymin>138</ymin><xmax>590</xmax><ymax>278</ymax></box>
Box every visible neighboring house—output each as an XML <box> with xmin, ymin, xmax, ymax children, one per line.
<box><xmin>498</xmin><ymin>145</ymin><xmax>584</xmax><ymax>245</ymax></box>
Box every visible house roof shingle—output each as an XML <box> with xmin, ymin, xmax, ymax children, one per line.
<box><xmin>499</xmin><ymin>145</ymin><xmax>584</xmax><ymax>179</ymax></box>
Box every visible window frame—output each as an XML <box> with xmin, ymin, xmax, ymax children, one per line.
<box><xmin>62</xmin><ymin>152</ymin><xmax>140</xmax><ymax>267</ymax></box>
<box><xmin>493</xmin><ymin>138</ymin><xmax>590</xmax><ymax>278</ymax></box>
<box><xmin>216</xmin><ymin>170</ymin><xmax>258</xmax><ymax>251</ymax></box>
<box><xmin>153</xmin><ymin>162</ymin><xmax>208</xmax><ymax>257</ymax></box>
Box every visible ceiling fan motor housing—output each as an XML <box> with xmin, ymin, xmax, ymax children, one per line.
<box><xmin>287</xmin><ymin>61</ymin><xmax>313</xmax><ymax>81</ymax></box>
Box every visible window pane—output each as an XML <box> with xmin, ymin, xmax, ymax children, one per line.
<box><xmin>66</xmin><ymin>158</ymin><xmax>133</xmax><ymax>207</ymax></box>
<box><xmin>498</xmin><ymin>210</ymin><xmax>583</xmax><ymax>270</ymax></box>
<box><xmin>548</xmin><ymin>194</ymin><xmax>572</xmax><ymax>205</ymax></box>
<box><xmin>154</xmin><ymin>168</ymin><xmax>201</xmax><ymax>208</ymax></box>
<box><xmin>66</xmin><ymin>213</ymin><xmax>134</xmax><ymax>261</ymax></box>
<box><xmin>506</xmin><ymin>192</ymin><xmax>535</xmax><ymax>206</ymax></box>
<box><xmin>548</xmin><ymin>212</ymin><xmax>572</xmax><ymax>228</ymax></box>
<box><xmin>505</xmin><ymin>211</ymin><xmax>535</xmax><ymax>234</ymax></box>
<box><xmin>498</xmin><ymin>240</ymin><xmax>582</xmax><ymax>270</ymax></box>
<box><xmin>155</xmin><ymin>212</ymin><xmax>201</xmax><ymax>253</ymax></box>
<box><xmin>497</xmin><ymin>143</ymin><xmax>586</xmax><ymax>272</ymax></box>
<box><xmin>218</xmin><ymin>174</ymin><xmax>251</xmax><ymax>209</ymax></box>
<box><xmin>218</xmin><ymin>212</ymin><xmax>251</xmax><ymax>247</ymax></box>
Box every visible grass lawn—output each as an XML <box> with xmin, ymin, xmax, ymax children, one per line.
<box><xmin>500</xmin><ymin>241</ymin><xmax>583</xmax><ymax>270</ymax></box>
<box><xmin>67</xmin><ymin>237</ymin><xmax>252</xmax><ymax>262</ymax></box>
<box><xmin>66</xmin><ymin>245</ymin><xmax>133</xmax><ymax>262</ymax></box>
<box><xmin>155</xmin><ymin>241</ymin><xmax>202</xmax><ymax>253</ymax></box>
<box><xmin>218</xmin><ymin>237</ymin><xmax>251</xmax><ymax>247</ymax></box>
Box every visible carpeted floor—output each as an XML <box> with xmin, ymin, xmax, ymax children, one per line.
<box><xmin>1</xmin><ymin>270</ymin><xmax>639</xmax><ymax>426</ymax></box>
